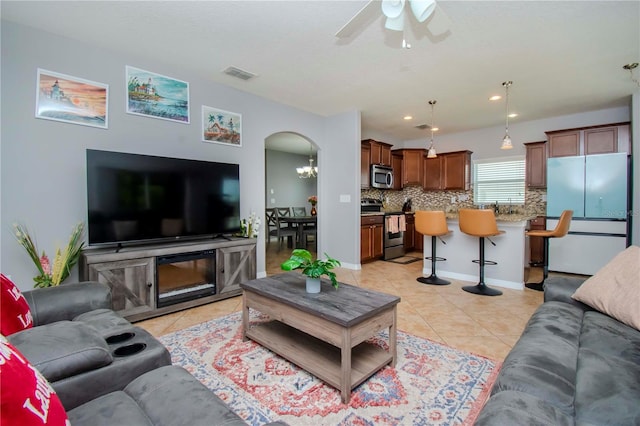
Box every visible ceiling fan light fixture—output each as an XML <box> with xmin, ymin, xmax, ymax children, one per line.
<box><xmin>410</xmin><ymin>0</ymin><xmax>437</xmax><ymax>22</ymax></box>
<box><xmin>382</xmin><ymin>0</ymin><xmax>405</xmax><ymax>19</ymax></box>
<box><xmin>385</xmin><ymin>13</ymin><xmax>405</xmax><ymax>31</ymax></box>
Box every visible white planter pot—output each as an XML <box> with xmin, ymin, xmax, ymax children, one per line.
<box><xmin>305</xmin><ymin>277</ymin><xmax>321</xmax><ymax>293</ymax></box>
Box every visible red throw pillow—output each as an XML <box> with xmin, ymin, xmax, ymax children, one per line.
<box><xmin>0</xmin><ymin>335</ymin><xmax>70</xmax><ymax>425</ymax></box>
<box><xmin>1</xmin><ymin>274</ymin><xmax>33</xmax><ymax>335</ymax></box>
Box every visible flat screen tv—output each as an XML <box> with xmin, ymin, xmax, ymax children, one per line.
<box><xmin>86</xmin><ymin>149</ymin><xmax>240</xmax><ymax>246</ymax></box>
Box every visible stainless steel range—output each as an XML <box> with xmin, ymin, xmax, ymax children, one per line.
<box><xmin>361</xmin><ymin>198</ymin><xmax>406</xmax><ymax>261</ymax></box>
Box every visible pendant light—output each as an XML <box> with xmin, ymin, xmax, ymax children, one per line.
<box><xmin>501</xmin><ymin>81</ymin><xmax>513</xmax><ymax>150</ymax></box>
<box><xmin>427</xmin><ymin>100</ymin><xmax>437</xmax><ymax>158</ymax></box>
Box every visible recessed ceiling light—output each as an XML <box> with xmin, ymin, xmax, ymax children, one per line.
<box><xmin>432</xmin><ymin>127</ymin><xmax>439</xmax><ymax>132</ymax></box>
<box><xmin>489</xmin><ymin>95</ymin><xmax>502</xmax><ymax>101</ymax></box>
<box><xmin>508</xmin><ymin>113</ymin><xmax>518</xmax><ymax>118</ymax></box>
<box><xmin>404</xmin><ymin>115</ymin><xmax>413</xmax><ymax>120</ymax></box>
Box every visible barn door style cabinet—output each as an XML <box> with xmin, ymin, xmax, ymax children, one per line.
<box><xmin>80</xmin><ymin>238</ymin><xmax>257</xmax><ymax>322</ymax></box>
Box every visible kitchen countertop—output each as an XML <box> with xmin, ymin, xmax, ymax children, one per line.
<box><xmin>361</xmin><ymin>211</ymin><xmax>538</xmax><ymax>222</ymax></box>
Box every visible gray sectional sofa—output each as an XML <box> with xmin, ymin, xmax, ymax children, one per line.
<box><xmin>475</xmin><ymin>276</ymin><xmax>640</xmax><ymax>425</ymax></box>
<box><xmin>7</xmin><ymin>281</ymin><xmax>286</xmax><ymax>426</ymax></box>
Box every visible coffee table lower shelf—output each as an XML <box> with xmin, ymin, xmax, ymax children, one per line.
<box><xmin>245</xmin><ymin>320</ymin><xmax>393</xmax><ymax>394</ymax></box>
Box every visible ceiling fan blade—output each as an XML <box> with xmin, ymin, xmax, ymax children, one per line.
<box><xmin>426</xmin><ymin>4</ymin><xmax>451</xmax><ymax>36</ymax></box>
<box><xmin>335</xmin><ymin>0</ymin><xmax>381</xmax><ymax>38</ymax></box>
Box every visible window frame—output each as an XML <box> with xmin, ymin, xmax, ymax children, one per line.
<box><xmin>473</xmin><ymin>155</ymin><xmax>526</xmax><ymax>205</ymax></box>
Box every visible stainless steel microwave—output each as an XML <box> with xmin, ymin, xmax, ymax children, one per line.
<box><xmin>371</xmin><ymin>164</ymin><xmax>393</xmax><ymax>189</ymax></box>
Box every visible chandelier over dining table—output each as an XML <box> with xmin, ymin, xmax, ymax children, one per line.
<box><xmin>297</xmin><ymin>144</ymin><xmax>318</xmax><ymax>178</ymax></box>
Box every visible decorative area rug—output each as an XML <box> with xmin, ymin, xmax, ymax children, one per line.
<box><xmin>385</xmin><ymin>256</ymin><xmax>422</xmax><ymax>265</ymax></box>
<box><xmin>159</xmin><ymin>312</ymin><xmax>500</xmax><ymax>425</ymax></box>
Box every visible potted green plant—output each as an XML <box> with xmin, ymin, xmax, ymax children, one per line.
<box><xmin>280</xmin><ymin>249</ymin><xmax>341</xmax><ymax>293</ymax></box>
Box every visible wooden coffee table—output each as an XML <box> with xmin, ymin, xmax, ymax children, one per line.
<box><xmin>240</xmin><ymin>272</ymin><xmax>400</xmax><ymax>403</ymax></box>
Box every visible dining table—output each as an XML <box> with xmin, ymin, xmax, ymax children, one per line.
<box><xmin>281</xmin><ymin>216</ymin><xmax>317</xmax><ymax>247</ymax></box>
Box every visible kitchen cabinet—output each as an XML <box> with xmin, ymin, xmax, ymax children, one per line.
<box><xmin>362</xmin><ymin>139</ymin><xmax>393</xmax><ymax>166</ymax></box>
<box><xmin>585</xmin><ymin>127</ymin><xmax>618</xmax><ymax>154</ymax></box>
<box><xmin>546</xmin><ymin>123</ymin><xmax>630</xmax><ymax>157</ymax></box>
<box><xmin>525</xmin><ymin>141</ymin><xmax>547</xmax><ymax>188</ymax></box>
<box><xmin>391</xmin><ymin>153</ymin><xmax>403</xmax><ymax>190</ymax></box>
<box><xmin>414</xmin><ymin>225</ymin><xmax>423</xmax><ymax>251</ymax></box>
<box><xmin>360</xmin><ymin>215</ymin><xmax>384</xmax><ymax>263</ymax></box>
<box><xmin>361</xmin><ymin>143</ymin><xmax>371</xmax><ymax>189</ymax></box>
<box><xmin>422</xmin><ymin>150</ymin><xmax>472</xmax><ymax>191</ymax></box>
<box><xmin>392</xmin><ymin>149</ymin><xmax>424</xmax><ymax>187</ymax></box>
<box><xmin>528</xmin><ymin>216</ymin><xmax>546</xmax><ymax>265</ymax></box>
<box><xmin>548</xmin><ymin>130</ymin><xmax>580</xmax><ymax>157</ymax></box>
<box><xmin>422</xmin><ymin>156</ymin><xmax>442</xmax><ymax>190</ymax></box>
<box><xmin>443</xmin><ymin>151</ymin><xmax>471</xmax><ymax>190</ymax></box>
<box><xmin>404</xmin><ymin>213</ymin><xmax>415</xmax><ymax>250</ymax></box>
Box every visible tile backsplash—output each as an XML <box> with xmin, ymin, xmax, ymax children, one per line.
<box><xmin>361</xmin><ymin>186</ymin><xmax>546</xmax><ymax>216</ymax></box>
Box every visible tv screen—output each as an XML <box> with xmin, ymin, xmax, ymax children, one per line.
<box><xmin>86</xmin><ymin>149</ymin><xmax>240</xmax><ymax>246</ymax></box>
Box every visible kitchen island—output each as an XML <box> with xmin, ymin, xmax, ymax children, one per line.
<box><xmin>421</xmin><ymin>213</ymin><xmax>536</xmax><ymax>290</ymax></box>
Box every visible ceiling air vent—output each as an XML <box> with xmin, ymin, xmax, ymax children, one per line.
<box><xmin>415</xmin><ymin>124</ymin><xmax>431</xmax><ymax>130</ymax></box>
<box><xmin>222</xmin><ymin>66</ymin><xmax>256</xmax><ymax>81</ymax></box>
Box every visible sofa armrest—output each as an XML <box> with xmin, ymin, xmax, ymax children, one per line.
<box><xmin>543</xmin><ymin>276</ymin><xmax>592</xmax><ymax>311</ymax></box>
<box><xmin>23</xmin><ymin>281</ymin><xmax>112</xmax><ymax>326</ymax></box>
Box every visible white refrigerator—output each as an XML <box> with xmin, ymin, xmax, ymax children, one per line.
<box><xmin>546</xmin><ymin>153</ymin><xmax>629</xmax><ymax>275</ymax></box>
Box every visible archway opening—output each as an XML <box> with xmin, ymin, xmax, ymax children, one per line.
<box><xmin>264</xmin><ymin>132</ymin><xmax>318</xmax><ymax>274</ymax></box>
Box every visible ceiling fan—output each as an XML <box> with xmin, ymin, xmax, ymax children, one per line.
<box><xmin>335</xmin><ymin>0</ymin><xmax>451</xmax><ymax>42</ymax></box>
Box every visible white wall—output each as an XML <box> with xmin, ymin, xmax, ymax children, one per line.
<box><xmin>0</xmin><ymin>21</ymin><xmax>361</xmax><ymax>290</ymax></box>
<box><xmin>265</xmin><ymin>150</ymin><xmax>317</xmax><ymax>210</ymax></box>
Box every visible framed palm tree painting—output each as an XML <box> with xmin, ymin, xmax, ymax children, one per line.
<box><xmin>202</xmin><ymin>105</ymin><xmax>242</xmax><ymax>147</ymax></box>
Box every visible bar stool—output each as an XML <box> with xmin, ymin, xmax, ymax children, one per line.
<box><xmin>458</xmin><ymin>209</ymin><xmax>504</xmax><ymax>296</ymax></box>
<box><xmin>415</xmin><ymin>211</ymin><xmax>451</xmax><ymax>285</ymax></box>
<box><xmin>525</xmin><ymin>210</ymin><xmax>573</xmax><ymax>291</ymax></box>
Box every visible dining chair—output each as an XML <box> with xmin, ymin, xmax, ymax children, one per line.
<box><xmin>273</xmin><ymin>208</ymin><xmax>297</xmax><ymax>251</ymax></box>
<box><xmin>276</xmin><ymin>207</ymin><xmax>292</xmax><ymax>218</ymax></box>
<box><xmin>302</xmin><ymin>224</ymin><xmax>317</xmax><ymax>248</ymax></box>
<box><xmin>265</xmin><ymin>208</ymin><xmax>278</xmax><ymax>243</ymax></box>
<box><xmin>292</xmin><ymin>207</ymin><xmax>307</xmax><ymax>217</ymax></box>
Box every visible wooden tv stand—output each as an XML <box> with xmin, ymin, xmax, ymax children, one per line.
<box><xmin>79</xmin><ymin>238</ymin><xmax>256</xmax><ymax>322</ymax></box>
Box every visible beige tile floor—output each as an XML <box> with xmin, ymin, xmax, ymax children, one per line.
<box><xmin>137</xmin><ymin>244</ymin><xmax>546</xmax><ymax>361</ymax></box>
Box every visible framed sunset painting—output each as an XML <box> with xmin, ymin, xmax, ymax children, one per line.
<box><xmin>35</xmin><ymin>69</ymin><xmax>108</xmax><ymax>129</ymax></box>
<box><xmin>126</xmin><ymin>66</ymin><xmax>190</xmax><ymax>124</ymax></box>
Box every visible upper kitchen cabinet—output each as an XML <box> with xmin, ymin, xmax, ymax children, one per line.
<box><xmin>422</xmin><ymin>155</ymin><xmax>442</xmax><ymax>190</ymax></box>
<box><xmin>422</xmin><ymin>150</ymin><xmax>472</xmax><ymax>191</ymax></box>
<box><xmin>548</xmin><ymin>130</ymin><xmax>580</xmax><ymax>157</ymax></box>
<box><xmin>361</xmin><ymin>142</ymin><xmax>371</xmax><ymax>189</ymax></box>
<box><xmin>393</xmin><ymin>149</ymin><xmax>424</xmax><ymax>187</ymax></box>
<box><xmin>546</xmin><ymin>123</ymin><xmax>630</xmax><ymax>158</ymax></box>
<box><xmin>443</xmin><ymin>151</ymin><xmax>471</xmax><ymax>190</ymax></box>
<box><xmin>362</xmin><ymin>139</ymin><xmax>393</xmax><ymax>166</ymax></box>
<box><xmin>525</xmin><ymin>141</ymin><xmax>547</xmax><ymax>188</ymax></box>
<box><xmin>391</xmin><ymin>153</ymin><xmax>403</xmax><ymax>190</ymax></box>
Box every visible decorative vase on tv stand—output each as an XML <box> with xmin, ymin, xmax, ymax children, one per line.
<box><xmin>310</xmin><ymin>206</ymin><xmax>317</xmax><ymax>216</ymax></box>
<box><xmin>305</xmin><ymin>277</ymin><xmax>321</xmax><ymax>293</ymax></box>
